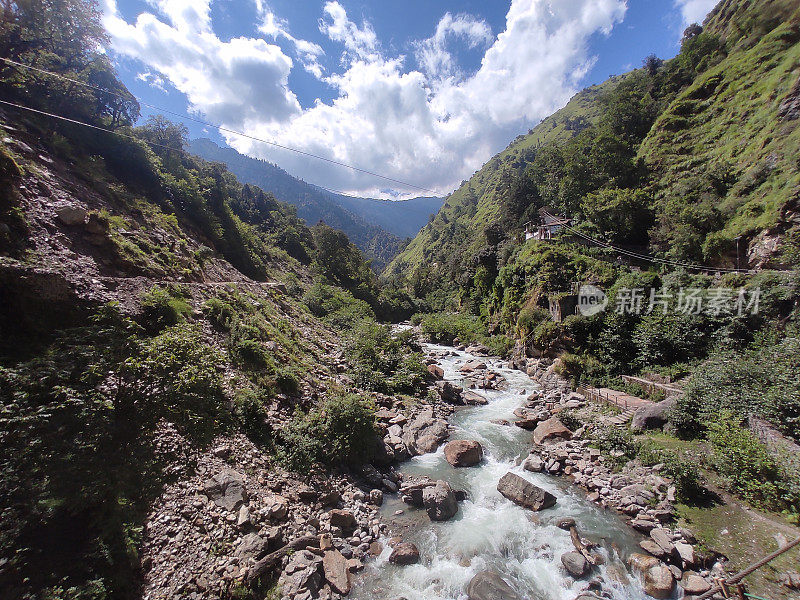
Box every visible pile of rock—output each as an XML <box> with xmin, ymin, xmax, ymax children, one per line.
<box><xmin>138</xmin><ymin>431</ymin><xmax>391</xmax><ymax>600</ymax></box>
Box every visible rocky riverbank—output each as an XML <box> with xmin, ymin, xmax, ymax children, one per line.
<box><xmin>517</xmin><ymin>356</ymin><xmax>724</xmax><ymax>598</ymax></box>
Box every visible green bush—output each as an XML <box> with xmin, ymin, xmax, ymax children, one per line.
<box><xmin>637</xmin><ymin>440</ymin><xmax>704</xmax><ymax>502</ymax></box>
<box><xmin>707</xmin><ymin>412</ymin><xmax>795</xmax><ymax>512</ymax></box>
<box><xmin>416</xmin><ymin>312</ymin><xmax>486</xmax><ymax>345</ymax></box>
<box><xmin>140</xmin><ymin>286</ymin><xmax>192</xmax><ymax>332</ymax></box>
<box><xmin>276</xmin><ymin>392</ymin><xmax>377</xmax><ymax>473</ymax></box>
<box><xmin>203</xmin><ymin>297</ymin><xmax>237</xmax><ymax>330</ymax></box>
<box><xmin>233</xmin><ymin>388</ymin><xmax>272</xmax><ymax>445</ymax></box>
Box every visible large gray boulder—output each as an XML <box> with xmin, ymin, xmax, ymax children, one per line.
<box><xmin>497</xmin><ymin>472</ymin><xmax>556</xmax><ymax>511</ymax></box>
<box><xmin>202</xmin><ymin>470</ymin><xmax>246</xmax><ymax>511</ymax></box>
<box><xmin>466</xmin><ymin>571</ymin><xmax>522</xmax><ymax>600</ymax></box>
<box><xmin>631</xmin><ymin>397</ymin><xmax>677</xmax><ymax>433</ymax></box>
<box><xmin>423</xmin><ymin>480</ymin><xmax>459</xmax><ymax>521</ymax></box>
<box><xmin>561</xmin><ymin>551</ymin><xmax>590</xmax><ymax>578</ymax></box>
<box><xmin>444</xmin><ymin>439</ymin><xmax>484</xmax><ymax>467</ymax></box>
<box><xmin>402</xmin><ymin>409</ymin><xmax>450</xmax><ymax>455</ymax></box>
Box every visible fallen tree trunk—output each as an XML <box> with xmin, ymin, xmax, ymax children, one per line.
<box><xmin>557</xmin><ymin>518</ymin><xmax>599</xmax><ymax>566</ymax></box>
<box><xmin>245</xmin><ymin>535</ymin><xmax>319</xmax><ymax>584</ymax></box>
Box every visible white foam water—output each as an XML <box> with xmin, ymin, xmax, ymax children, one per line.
<box><xmin>351</xmin><ymin>343</ymin><xmax>654</xmax><ymax>600</ymax></box>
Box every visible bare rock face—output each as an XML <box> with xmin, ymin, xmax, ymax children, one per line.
<box><xmin>444</xmin><ymin>439</ymin><xmax>484</xmax><ymax>467</ymax></box>
<box><xmin>496</xmin><ymin>472</ymin><xmax>556</xmax><ymax>511</ymax></box>
<box><xmin>466</xmin><ymin>570</ymin><xmax>522</xmax><ymax>600</ymax></box>
<box><xmin>277</xmin><ymin>549</ymin><xmax>323</xmax><ymax>599</ymax></box>
<box><xmin>561</xmin><ymin>551</ymin><xmax>590</xmax><ymax>578</ymax></box>
<box><xmin>402</xmin><ymin>409</ymin><xmax>449</xmax><ymax>455</ymax></box>
<box><xmin>422</xmin><ymin>480</ymin><xmax>459</xmax><ymax>521</ymax></box>
<box><xmin>532</xmin><ymin>417</ymin><xmax>573</xmax><ymax>445</ymax></box>
<box><xmin>202</xmin><ymin>470</ymin><xmax>246</xmax><ymax>511</ymax></box>
<box><xmin>629</xmin><ymin>553</ymin><xmax>676</xmax><ymax>599</ymax></box>
<box><xmin>388</xmin><ymin>542</ymin><xmax>420</xmax><ymax>566</ymax></box>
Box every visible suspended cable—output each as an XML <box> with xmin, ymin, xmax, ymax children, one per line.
<box><xmin>539</xmin><ymin>210</ymin><xmax>778</xmax><ymax>274</ymax></box>
<box><xmin>0</xmin><ymin>56</ymin><xmax>440</xmax><ymax>194</ymax></box>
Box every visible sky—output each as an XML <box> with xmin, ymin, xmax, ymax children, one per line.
<box><xmin>101</xmin><ymin>0</ymin><xmax>719</xmax><ymax>199</ymax></box>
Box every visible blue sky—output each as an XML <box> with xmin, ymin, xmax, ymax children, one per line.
<box><xmin>102</xmin><ymin>0</ymin><xmax>718</xmax><ymax>198</ymax></box>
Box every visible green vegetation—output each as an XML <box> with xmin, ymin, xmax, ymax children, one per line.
<box><xmin>275</xmin><ymin>391</ymin><xmax>377</xmax><ymax>473</ymax></box>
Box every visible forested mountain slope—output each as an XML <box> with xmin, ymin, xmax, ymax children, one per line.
<box><xmin>387</xmin><ymin>0</ymin><xmax>800</xmax><ymax>284</ymax></box>
<box><xmin>188</xmin><ymin>139</ymin><xmax>441</xmax><ymax>270</ymax></box>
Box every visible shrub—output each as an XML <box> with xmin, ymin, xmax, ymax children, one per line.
<box><xmin>233</xmin><ymin>388</ymin><xmax>272</xmax><ymax>445</ymax></box>
<box><xmin>416</xmin><ymin>312</ymin><xmax>485</xmax><ymax>345</ymax></box>
<box><xmin>637</xmin><ymin>440</ymin><xmax>704</xmax><ymax>502</ymax></box>
<box><xmin>140</xmin><ymin>286</ymin><xmax>192</xmax><ymax>332</ymax></box>
<box><xmin>203</xmin><ymin>297</ymin><xmax>237</xmax><ymax>330</ymax></box>
<box><xmin>276</xmin><ymin>392</ymin><xmax>377</xmax><ymax>472</ymax></box>
<box><xmin>707</xmin><ymin>412</ymin><xmax>791</xmax><ymax>511</ymax></box>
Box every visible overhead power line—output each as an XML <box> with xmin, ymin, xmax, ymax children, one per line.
<box><xmin>0</xmin><ymin>56</ymin><xmax>440</xmax><ymax>194</ymax></box>
<box><xmin>540</xmin><ymin>210</ymin><xmax>780</xmax><ymax>275</ymax></box>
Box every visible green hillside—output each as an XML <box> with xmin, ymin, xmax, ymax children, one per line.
<box><xmin>387</xmin><ymin>0</ymin><xmax>800</xmax><ymax>286</ymax></box>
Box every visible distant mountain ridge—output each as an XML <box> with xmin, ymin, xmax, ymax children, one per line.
<box><xmin>188</xmin><ymin>138</ymin><xmax>442</xmax><ymax>270</ymax></box>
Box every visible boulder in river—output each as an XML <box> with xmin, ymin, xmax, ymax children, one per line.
<box><xmin>561</xmin><ymin>551</ymin><xmax>590</xmax><ymax>578</ymax></box>
<box><xmin>423</xmin><ymin>480</ymin><xmax>459</xmax><ymax>521</ymax></box>
<box><xmin>628</xmin><ymin>553</ymin><xmax>676</xmax><ymax>599</ymax></box>
<box><xmin>402</xmin><ymin>409</ymin><xmax>449</xmax><ymax>455</ymax></box>
<box><xmin>497</xmin><ymin>472</ymin><xmax>556</xmax><ymax>511</ymax></box>
<box><xmin>444</xmin><ymin>440</ymin><xmax>483</xmax><ymax>467</ymax></box>
<box><xmin>466</xmin><ymin>570</ymin><xmax>522</xmax><ymax>600</ymax></box>
<box><xmin>388</xmin><ymin>542</ymin><xmax>420</xmax><ymax>565</ymax></box>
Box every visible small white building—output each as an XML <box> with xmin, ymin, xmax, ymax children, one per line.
<box><xmin>525</xmin><ymin>208</ymin><xmax>571</xmax><ymax>241</ymax></box>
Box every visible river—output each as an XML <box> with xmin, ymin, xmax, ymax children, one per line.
<box><xmin>351</xmin><ymin>342</ymin><xmax>650</xmax><ymax>600</ymax></box>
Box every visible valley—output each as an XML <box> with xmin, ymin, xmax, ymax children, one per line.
<box><xmin>1</xmin><ymin>0</ymin><xmax>799</xmax><ymax>599</ymax></box>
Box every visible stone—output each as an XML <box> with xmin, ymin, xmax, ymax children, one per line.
<box><xmin>561</xmin><ymin>551</ymin><xmax>590</xmax><ymax>578</ymax></box>
<box><xmin>202</xmin><ymin>471</ymin><xmax>246</xmax><ymax>511</ymax></box>
<box><xmin>650</xmin><ymin>529</ymin><xmax>676</xmax><ymax>555</ymax></box>
<box><xmin>681</xmin><ymin>574</ymin><xmax>711</xmax><ymax>595</ymax></box>
<box><xmin>675</xmin><ymin>542</ymin><xmax>696</xmax><ymax>567</ymax></box>
<box><xmin>463</xmin><ymin>390</ymin><xmax>488</xmax><ymax>405</ymax></box>
<box><xmin>465</xmin><ymin>344</ymin><xmax>490</xmax><ymax>355</ymax></box>
<box><xmin>523</xmin><ymin>455</ymin><xmax>544</xmax><ymax>472</ymax></box>
<box><xmin>55</xmin><ymin>204</ymin><xmax>87</xmax><ymax>226</ymax></box>
<box><xmin>369</xmin><ymin>489</ymin><xmax>384</xmax><ymax>506</ymax></box>
<box><xmin>628</xmin><ymin>553</ymin><xmax>675</xmax><ymax>599</ymax></box>
<box><xmin>496</xmin><ymin>472</ymin><xmax>556</xmax><ymax>511</ymax></box>
<box><xmin>427</xmin><ymin>364</ymin><xmax>444</xmax><ymax>379</ymax></box>
<box><xmin>444</xmin><ymin>440</ymin><xmax>484</xmax><ymax>467</ymax></box>
<box><xmin>328</xmin><ymin>510</ymin><xmax>357</xmax><ymax>532</ymax></box>
<box><xmin>402</xmin><ymin>410</ymin><xmax>449</xmax><ymax>455</ymax></box>
<box><xmin>423</xmin><ymin>480</ymin><xmax>459</xmax><ymax>521</ymax></box>
<box><xmin>322</xmin><ymin>549</ymin><xmax>351</xmax><ymax>595</ymax></box>
<box><xmin>532</xmin><ymin>417</ymin><xmax>573</xmax><ymax>445</ymax></box>
<box><xmin>388</xmin><ymin>542</ymin><xmax>420</xmax><ymax>565</ymax></box>
<box><xmin>640</xmin><ymin>539</ymin><xmax>667</xmax><ymax>559</ymax></box>
<box><xmin>237</xmin><ymin>505</ymin><xmax>251</xmax><ymax>527</ymax></box>
<box><xmin>465</xmin><ymin>571</ymin><xmax>522</xmax><ymax>600</ymax></box>
<box><xmin>234</xmin><ymin>533</ymin><xmax>269</xmax><ymax>560</ymax></box>
<box><xmin>631</xmin><ymin>398</ymin><xmax>678</xmax><ymax>433</ymax></box>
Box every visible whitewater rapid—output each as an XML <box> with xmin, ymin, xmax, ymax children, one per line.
<box><xmin>351</xmin><ymin>343</ymin><xmax>650</xmax><ymax>600</ymax></box>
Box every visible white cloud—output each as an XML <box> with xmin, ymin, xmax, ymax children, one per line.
<box><xmin>102</xmin><ymin>0</ymin><xmax>300</xmax><ymax>128</ymax></box>
<box><xmin>103</xmin><ymin>0</ymin><xmax>628</xmax><ymax>198</ymax></box>
<box><xmin>318</xmin><ymin>1</ymin><xmax>379</xmax><ymax>62</ymax></box>
<box><xmin>136</xmin><ymin>70</ymin><xmax>167</xmax><ymax>93</ymax></box>
<box><xmin>414</xmin><ymin>12</ymin><xmax>493</xmax><ymax>80</ymax></box>
<box><xmin>258</xmin><ymin>9</ymin><xmax>326</xmax><ymax>78</ymax></box>
<box><xmin>674</xmin><ymin>0</ymin><xmax>718</xmax><ymax>29</ymax></box>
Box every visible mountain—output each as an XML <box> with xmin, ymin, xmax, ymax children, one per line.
<box><xmin>188</xmin><ymin>138</ymin><xmax>442</xmax><ymax>270</ymax></box>
<box><xmin>387</xmin><ymin>0</ymin><xmax>800</xmax><ymax>281</ymax></box>
<box><xmin>326</xmin><ymin>192</ymin><xmax>442</xmax><ymax>239</ymax></box>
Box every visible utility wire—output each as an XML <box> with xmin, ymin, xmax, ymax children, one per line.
<box><xmin>0</xmin><ymin>56</ymin><xmax>440</xmax><ymax>194</ymax></box>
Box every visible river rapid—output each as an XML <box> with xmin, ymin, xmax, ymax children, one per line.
<box><xmin>351</xmin><ymin>342</ymin><xmax>650</xmax><ymax>600</ymax></box>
